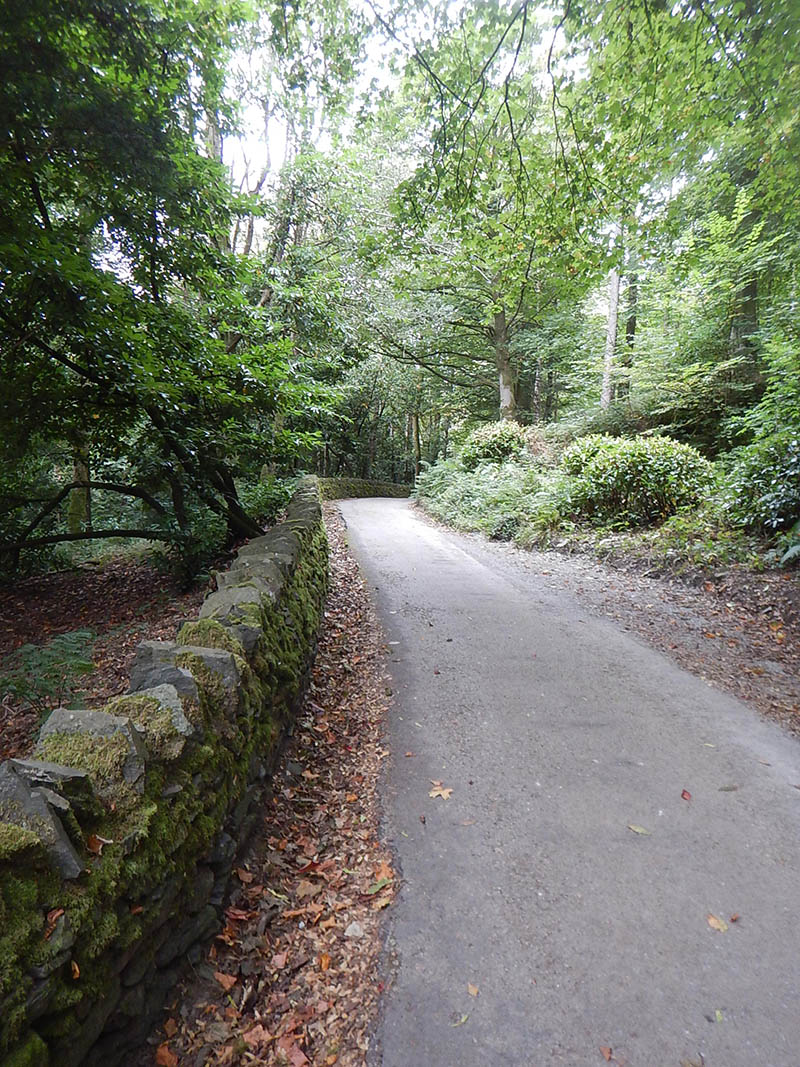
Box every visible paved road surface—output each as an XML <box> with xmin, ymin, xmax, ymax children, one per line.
<box><xmin>338</xmin><ymin>498</ymin><xmax>800</xmax><ymax>1067</ymax></box>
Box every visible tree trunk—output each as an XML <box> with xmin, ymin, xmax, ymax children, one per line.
<box><xmin>614</xmin><ymin>265</ymin><xmax>637</xmax><ymax>401</ymax></box>
<box><xmin>532</xmin><ymin>358</ymin><xmax>543</xmax><ymax>421</ymax></box>
<box><xmin>493</xmin><ymin>306</ymin><xmax>517</xmax><ymax>421</ymax></box>
<box><xmin>67</xmin><ymin>442</ymin><xmax>91</xmax><ymax>534</ymax></box>
<box><xmin>601</xmin><ymin>267</ymin><xmax>620</xmax><ymax>409</ymax></box>
<box><xmin>412</xmin><ymin>413</ymin><xmax>422</xmax><ymax>478</ymax></box>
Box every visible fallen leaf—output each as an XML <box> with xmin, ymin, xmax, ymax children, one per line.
<box><xmin>71</xmin><ymin>960</ymin><xmax>80</xmax><ymax>980</ymax></box>
<box><xmin>729</xmin><ymin>913</ymin><xmax>740</xmax><ymax>923</ymax></box>
<box><xmin>272</xmin><ymin>951</ymin><xmax>288</xmax><ymax>969</ymax></box>
<box><xmin>681</xmin><ymin>789</ymin><xmax>692</xmax><ymax>801</ymax></box>
<box><xmin>296</xmin><ymin>879</ymin><xmax>321</xmax><ymax>900</ymax></box>
<box><xmin>372</xmin><ymin>895</ymin><xmax>391</xmax><ymax>910</ymax></box>
<box><xmin>155</xmin><ymin>1044</ymin><xmax>178</xmax><ymax>1067</ymax></box>
<box><xmin>44</xmin><ymin>907</ymin><xmax>65</xmax><ymax>939</ymax></box>
<box><xmin>374</xmin><ymin>860</ymin><xmax>393</xmax><ymax>881</ymax></box>
<box><xmin>345</xmin><ymin>793</ymin><xmax>358</xmax><ymax>802</ymax></box>
<box><xmin>600</xmin><ymin>1048</ymin><xmax>613</xmax><ymax>1062</ymax></box>
<box><xmin>451</xmin><ymin>1013</ymin><xmax>469</xmax><ymax>1027</ymax></box>
<box><xmin>276</xmin><ymin>1036</ymin><xmax>309</xmax><ymax>1067</ymax></box>
<box><xmin>236</xmin><ymin>867</ymin><xmax>254</xmax><ymax>884</ymax></box>
<box><xmin>467</xmin><ymin>983</ymin><xmax>479</xmax><ymax>997</ymax></box>
<box><xmin>319</xmin><ymin>952</ymin><xmax>331</xmax><ymax>971</ymax></box>
<box><xmin>243</xmin><ymin>1024</ymin><xmax>271</xmax><ymax>1049</ymax></box>
<box><xmin>715</xmin><ymin>1009</ymin><xmax>724</xmax><ymax>1023</ymax></box>
<box><xmin>627</xmin><ymin>824</ymin><xmax>651</xmax><ymax>835</ymax></box>
<box><xmin>429</xmin><ymin>781</ymin><xmax>453</xmax><ymax>799</ymax></box>
<box><xmin>163</xmin><ymin>1018</ymin><xmax>178</xmax><ymax>1039</ymax></box>
<box><xmin>86</xmin><ymin>833</ymin><xmax>113</xmax><ymax>856</ymax></box>
<box><xmin>707</xmin><ymin>914</ymin><xmax>728</xmax><ymax>933</ymax></box>
<box><xmin>367</xmin><ymin>877</ymin><xmax>392</xmax><ymax>895</ymax></box>
<box><xmin>419</xmin><ymin>814</ymin><xmax>426</xmax><ymax>824</ymax></box>
<box><xmin>214</xmin><ymin>971</ymin><xmax>238</xmax><ymax>991</ymax></box>
<box><xmin>404</xmin><ymin>752</ymin><xmax>417</xmax><ymax>757</ymax></box>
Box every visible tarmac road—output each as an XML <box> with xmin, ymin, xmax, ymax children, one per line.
<box><xmin>338</xmin><ymin>497</ymin><xmax>800</xmax><ymax>1067</ymax></box>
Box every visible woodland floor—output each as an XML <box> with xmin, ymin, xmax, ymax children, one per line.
<box><xmin>0</xmin><ymin>558</ymin><xmax>207</xmax><ymax>761</ymax></box>
<box><xmin>0</xmin><ymin>505</ymin><xmax>797</xmax><ymax>1064</ymax></box>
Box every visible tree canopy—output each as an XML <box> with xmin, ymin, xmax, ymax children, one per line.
<box><xmin>2</xmin><ymin>0</ymin><xmax>798</xmax><ymax>572</ymax></box>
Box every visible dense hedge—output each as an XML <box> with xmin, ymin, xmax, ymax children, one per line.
<box><xmin>0</xmin><ymin>479</ymin><xmax>328</xmax><ymax>1066</ymax></box>
<box><xmin>565</xmin><ymin>435</ymin><xmax>713</xmax><ymax>526</ymax></box>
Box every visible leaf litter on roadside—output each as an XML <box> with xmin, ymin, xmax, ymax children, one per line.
<box><xmin>141</xmin><ymin>506</ymin><xmax>395</xmax><ymax>1067</ymax></box>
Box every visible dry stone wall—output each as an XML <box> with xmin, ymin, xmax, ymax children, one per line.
<box><xmin>0</xmin><ymin>478</ymin><xmax>328</xmax><ymax>1067</ymax></box>
<box><xmin>317</xmin><ymin>477</ymin><xmax>411</xmax><ymax>500</ymax></box>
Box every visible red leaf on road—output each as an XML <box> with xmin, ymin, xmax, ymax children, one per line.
<box><xmin>600</xmin><ymin>1048</ymin><xmax>613</xmax><ymax>1062</ymax></box>
<box><xmin>681</xmin><ymin>789</ymin><xmax>692</xmax><ymax>801</ymax></box>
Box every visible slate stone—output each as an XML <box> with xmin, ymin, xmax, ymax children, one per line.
<box><xmin>199</xmin><ymin>585</ymin><xmax>264</xmax><ymax>621</ymax></box>
<box><xmin>227</xmin><ymin>621</ymin><xmax>263</xmax><ymax>656</ymax></box>
<box><xmin>9</xmin><ymin>759</ymin><xmax>101</xmax><ymax>819</ymax></box>
<box><xmin>217</xmin><ymin>558</ymin><xmax>282</xmax><ymax>592</ymax></box>
<box><xmin>154</xmin><ymin>904</ymin><xmax>217</xmax><ymax>967</ymax></box>
<box><xmin>59</xmin><ymin>976</ymin><xmax>121</xmax><ymax>1067</ymax></box>
<box><xmin>208</xmin><ymin>830</ymin><xmax>236</xmax><ymax>867</ymax></box>
<box><xmin>128</xmin><ymin>641</ymin><xmax>199</xmax><ymax>702</ymax></box>
<box><xmin>26</xmin><ymin>976</ymin><xmax>57</xmax><ymax>1021</ymax></box>
<box><xmin>37</xmin><ymin>708</ymin><xmax>147</xmax><ymax>792</ymax></box>
<box><xmin>0</xmin><ymin>762</ymin><xmax>83</xmax><ymax>879</ymax></box>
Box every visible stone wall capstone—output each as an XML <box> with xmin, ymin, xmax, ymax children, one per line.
<box><xmin>0</xmin><ymin>477</ymin><xmax>328</xmax><ymax>1067</ymax></box>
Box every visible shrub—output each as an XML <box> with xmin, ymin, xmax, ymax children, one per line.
<box><xmin>570</xmin><ymin>435</ymin><xmax>714</xmax><ymax>527</ymax></box>
<box><xmin>561</xmin><ymin>434</ymin><xmax>619</xmax><ymax>475</ymax></box>
<box><xmin>238</xmin><ymin>475</ymin><xmax>295</xmax><ymax>524</ymax></box>
<box><xmin>415</xmin><ymin>459</ymin><xmax>539</xmax><ymax>540</ymax></box>
<box><xmin>514</xmin><ymin>471</ymin><xmax>576</xmax><ymax>548</ymax></box>
<box><xmin>459</xmin><ymin>421</ymin><xmax>528</xmax><ymax>471</ymax></box>
<box><xmin>724</xmin><ymin>432</ymin><xmax>800</xmax><ymax>532</ymax></box>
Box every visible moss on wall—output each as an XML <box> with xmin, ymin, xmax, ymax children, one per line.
<box><xmin>318</xmin><ymin>477</ymin><xmax>411</xmax><ymax>500</ymax></box>
<box><xmin>0</xmin><ymin>478</ymin><xmax>329</xmax><ymax>1064</ymax></box>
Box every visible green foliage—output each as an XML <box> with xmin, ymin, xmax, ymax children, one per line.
<box><xmin>237</xmin><ymin>477</ymin><xmax>296</xmax><ymax>525</ymax></box>
<box><xmin>724</xmin><ymin>432</ymin><xmax>800</xmax><ymax>532</ymax></box>
<box><xmin>415</xmin><ymin>459</ymin><xmax>540</xmax><ymax>541</ymax></box>
<box><xmin>569</xmin><ymin>436</ymin><xmax>714</xmax><ymax>527</ymax></box>
<box><xmin>561</xmin><ymin>435</ymin><xmax>619</xmax><ymax>475</ymax></box>
<box><xmin>0</xmin><ymin>630</ymin><xmax>96</xmax><ymax>717</ymax></box>
<box><xmin>460</xmin><ymin>422</ymin><xmax>528</xmax><ymax>471</ymax></box>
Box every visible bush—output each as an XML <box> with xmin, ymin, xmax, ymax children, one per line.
<box><xmin>238</xmin><ymin>476</ymin><xmax>296</xmax><ymax>524</ymax></box>
<box><xmin>561</xmin><ymin>434</ymin><xmax>618</xmax><ymax>475</ymax></box>
<box><xmin>724</xmin><ymin>432</ymin><xmax>800</xmax><ymax>532</ymax></box>
<box><xmin>568</xmin><ymin>435</ymin><xmax>714</xmax><ymax>527</ymax></box>
<box><xmin>460</xmin><ymin>421</ymin><xmax>528</xmax><ymax>471</ymax></box>
<box><xmin>415</xmin><ymin>459</ymin><xmax>539</xmax><ymax>540</ymax></box>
